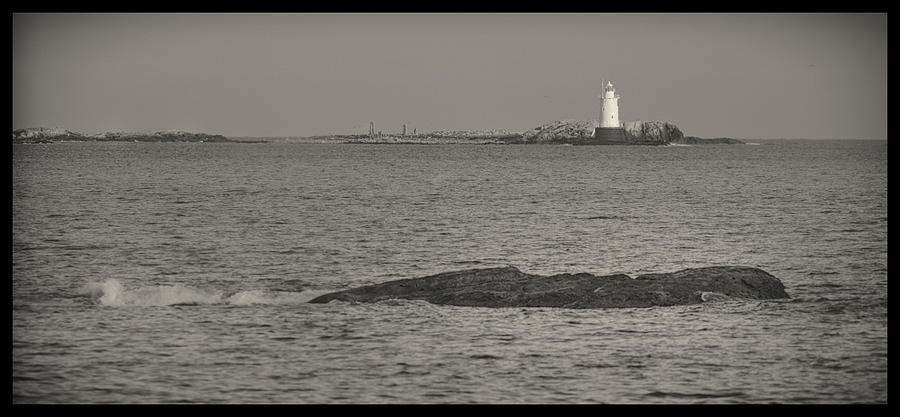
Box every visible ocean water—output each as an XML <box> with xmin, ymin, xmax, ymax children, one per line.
<box><xmin>12</xmin><ymin>140</ymin><xmax>887</xmax><ymax>403</ymax></box>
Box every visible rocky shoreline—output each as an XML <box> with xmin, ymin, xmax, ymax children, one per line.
<box><xmin>336</xmin><ymin>130</ymin><xmax>521</xmax><ymax>145</ymax></box>
<box><xmin>671</xmin><ymin>136</ymin><xmax>746</xmax><ymax>145</ymax></box>
<box><xmin>12</xmin><ymin>127</ymin><xmax>248</xmax><ymax>144</ymax></box>
<box><xmin>335</xmin><ymin>120</ymin><xmax>745</xmax><ymax>146</ymax></box>
<box><xmin>309</xmin><ymin>265</ymin><xmax>789</xmax><ymax>309</ymax></box>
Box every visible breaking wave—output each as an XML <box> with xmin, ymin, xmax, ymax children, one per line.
<box><xmin>76</xmin><ymin>279</ymin><xmax>320</xmax><ymax>307</ymax></box>
<box><xmin>699</xmin><ymin>291</ymin><xmax>739</xmax><ymax>303</ymax></box>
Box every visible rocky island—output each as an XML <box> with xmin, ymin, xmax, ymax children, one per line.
<box><xmin>12</xmin><ymin>127</ymin><xmax>252</xmax><ymax>143</ymax></box>
<box><xmin>332</xmin><ymin>82</ymin><xmax>745</xmax><ymax>145</ymax></box>
<box><xmin>514</xmin><ymin>119</ymin><xmax>690</xmax><ymax>145</ymax></box>
<box><xmin>309</xmin><ymin>265</ymin><xmax>789</xmax><ymax>309</ymax></box>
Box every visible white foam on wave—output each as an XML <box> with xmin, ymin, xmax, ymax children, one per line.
<box><xmin>79</xmin><ymin>279</ymin><xmax>315</xmax><ymax>307</ymax></box>
<box><xmin>76</xmin><ymin>281</ymin><xmax>108</xmax><ymax>298</ymax></box>
<box><xmin>699</xmin><ymin>291</ymin><xmax>737</xmax><ymax>303</ymax></box>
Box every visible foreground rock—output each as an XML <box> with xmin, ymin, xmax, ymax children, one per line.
<box><xmin>309</xmin><ymin>266</ymin><xmax>789</xmax><ymax>308</ymax></box>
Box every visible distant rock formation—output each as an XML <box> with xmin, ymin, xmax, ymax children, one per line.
<box><xmin>520</xmin><ymin>120</ymin><xmax>594</xmax><ymax>143</ymax></box>
<box><xmin>13</xmin><ymin>127</ymin><xmax>87</xmax><ymax>142</ymax></box>
<box><xmin>308</xmin><ymin>265</ymin><xmax>790</xmax><ymax>309</ymax></box>
<box><xmin>427</xmin><ymin>129</ymin><xmax>522</xmax><ymax>141</ymax></box>
<box><xmin>12</xmin><ymin>128</ymin><xmax>234</xmax><ymax>143</ymax></box>
<box><xmin>92</xmin><ymin>130</ymin><xmax>232</xmax><ymax>142</ymax></box>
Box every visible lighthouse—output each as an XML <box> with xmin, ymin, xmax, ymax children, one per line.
<box><xmin>599</xmin><ymin>81</ymin><xmax>620</xmax><ymax>128</ymax></box>
<box><xmin>591</xmin><ymin>80</ymin><xmax>627</xmax><ymax>142</ymax></box>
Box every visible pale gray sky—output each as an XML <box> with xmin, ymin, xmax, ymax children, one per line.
<box><xmin>12</xmin><ymin>13</ymin><xmax>887</xmax><ymax>139</ymax></box>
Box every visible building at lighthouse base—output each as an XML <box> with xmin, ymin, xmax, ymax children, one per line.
<box><xmin>590</xmin><ymin>126</ymin><xmax>627</xmax><ymax>143</ymax></box>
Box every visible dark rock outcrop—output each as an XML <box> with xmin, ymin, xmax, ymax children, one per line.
<box><xmin>308</xmin><ymin>266</ymin><xmax>789</xmax><ymax>308</ymax></box>
<box><xmin>622</xmin><ymin>120</ymin><xmax>683</xmax><ymax>143</ymax></box>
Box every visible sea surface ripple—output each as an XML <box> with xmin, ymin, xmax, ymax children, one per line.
<box><xmin>12</xmin><ymin>140</ymin><xmax>887</xmax><ymax>403</ymax></box>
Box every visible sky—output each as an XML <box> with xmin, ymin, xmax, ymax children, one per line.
<box><xmin>12</xmin><ymin>13</ymin><xmax>888</xmax><ymax>139</ymax></box>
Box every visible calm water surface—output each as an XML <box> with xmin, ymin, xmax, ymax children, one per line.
<box><xmin>12</xmin><ymin>141</ymin><xmax>887</xmax><ymax>403</ymax></box>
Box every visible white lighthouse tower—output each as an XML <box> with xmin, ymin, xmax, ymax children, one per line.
<box><xmin>599</xmin><ymin>80</ymin><xmax>620</xmax><ymax>128</ymax></box>
<box><xmin>591</xmin><ymin>79</ymin><xmax>627</xmax><ymax>142</ymax></box>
